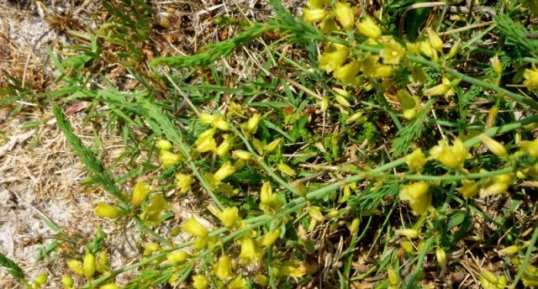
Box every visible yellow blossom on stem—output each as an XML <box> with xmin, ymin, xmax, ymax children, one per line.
<box><xmin>425</xmin><ymin>77</ymin><xmax>453</xmax><ymax>97</ymax></box>
<box><xmin>426</xmin><ymin>28</ymin><xmax>443</xmax><ymax>52</ymax></box>
<box><xmin>405</xmin><ymin>148</ymin><xmax>426</xmax><ymax>173</ymax></box>
<box><xmin>356</xmin><ymin>16</ymin><xmax>382</xmax><ymax>39</ymax></box>
<box><xmin>131</xmin><ymin>181</ymin><xmax>150</xmax><ymax>207</ymax></box>
<box><xmin>395</xmin><ymin>228</ymin><xmax>419</xmax><ymax>239</ymax></box>
<box><xmin>334</xmin><ymin>2</ymin><xmax>354</xmax><ymax>29</ymax></box>
<box><xmin>479</xmin><ymin>134</ymin><xmax>507</xmax><ymax>157</ymax></box>
<box><xmin>175</xmin><ymin>173</ymin><xmax>194</xmax><ymax>194</ymax></box>
<box><xmin>523</xmin><ymin>67</ymin><xmax>538</xmax><ymax>90</ymax></box>
<box><xmin>333</xmin><ymin>60</ymin><xmax>361</xmax><ymax>83</ymax></box>
<box><xmin>261</xmin><ymin>230</ymin><xmax>280</xmax><ymax>247</ymax></box>
<box><xmin>457</xmin><ymin>180</ymin><xmax>480</xmax><ymax>199</ymax></box>
<box><xmin>265</xmin><ymin>138</ymin><xmax>283</xmax><ymax>153</ymax></box>
<box><xmin>159</xmin><ymin>150</ymin><xmax>181</xmax><ymax>166</ymax></box>
<box><xmin>380</xmin><ymin>36</ymin><xmax>406</xmax><ymax>65</ymax></box>
<box><xmin>318</xmin><ymin>44</ymin><xmax>349</xmax><ymax>73</ymax></box>
<box><xmin>238</xmin><ymin>236</ymin><xmax>262</xmax><ymax>264</ymax></box>
<box><xmin>216</xmin><ymin>206</ymin><xmax>241</xmax><ymax>228</ymax></box>
<box><xmin>83</xmin><ymin>253</ymin><xmax>95</xmax><ymax>279</ymax></box>
<box><xmin>228</xmin><ymin>276</ymin><xmax>248</xmax><ymax>289</ymax></box>
<box><xmin>213</xmin><ymin>162</ymin><xmax>236</xmax><ymax>184</ymax></box>
<box><xmin>213</xmin><ymin>253</ymin><xmax>233</xmax><ymax>280</ymax></box>
<box><xmin>232</xmin><ymin>150</ymin><xmax>251</xmax><ymax>160</ymax></box>
<box><xmin>429</xmin><ymin>138</ymin><xmax>469</xmax><ymax>170</ymax></box>
<box><xmin>303</xmin><ymin>8</ymin><xmax>327</xmax><ymax>23</ymax></box>
<box><xmin>400</xmin><ymin>181</ymin><xmax>431</xmax><ymax>216</ymax></box>
<box><xmin>192</xmin><ymin>275</ymin><xmax>209</xmax><ymax>289</ymax></box>
<box><xmin>277</xmin><ymin>163</ymin><xmax>296</xmax><ymax>176</ymax></box>
<box><xmin>181</xmin><ymin>216</ymin><xmax>208</xmax><ymax>238</ymax></box>
<box><xmin>94</xmin><ymin>202</ymin><xmax>122</xmax><ymax>219</ymax></box>
<box><xmin>67</xmin><ymin>260</ymin><xmax>83</xmax><ymax>275</ymax></box>
<box><xmin>156</xmin><ymin>139</ymin><xmax>173</xmax><ymax>151</ymax></box>
<box><xmin>246</xmin><ymin>113</ymin><xmax>262</xmax><ymax>133</ymax></box>
<box><xmin>167</xmin><ymin>250</ymin><xmax>189</xmax><ymax>265</ymax></box>
<box><xmin>361</xmin><ymin>55</ymin><xmax>392</xmax><ymax>79</ymax></box>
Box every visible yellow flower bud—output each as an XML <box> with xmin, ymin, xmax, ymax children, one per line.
<box><xmin>522</xmin><ymin>139</ymin><xmax>538</xmax><ymax>157</ymax></box>
<box><xmin>216</xmin><ymin>207</ymin><xmax>241</xmax><ymax>228</ymax></box>
<box><xmin>395</xmin><ymin>228</ymin><xmax>420</xmax><ymax>239</ymax></box>
<box><xmin>67</xmin><ymin>260</ymin><xmax>83</xmax><ymax>275</ymax></box>
<box><xmin>232</xmin><ymin>150</ymin><xmax>251</xmax><ymax>160</ymax></box>
<box><xmin>400</xmin><ymin>182</ymin><xmax>431</xmax><ymax>216</ymax></box>
<box><xmin>361</xmin><ymin>55</ymin><xmax>392</xmax><ymax>79</ymax></box>
<box><xmin>318</xmin><ymin>44</ymin><xmax>349</xmax><ymax>73</ymax></box>
<box><xmin>195</xmin><ymin>136</ymin><xmax>217</xmax><ymax>153</ymax></box>
<box><xmin>457</xmin><ymin>180</ymin><xmax>480</xmax><ymax>199</ymax></box>
<box><xmin>348</xmin><ymin>218</ymin><xmax>360</xmax><ymax>234</ymax></box>
<box><xmin>319</xmin><ymin>96</ymin><xmax>330</xmax><ymax>112</ymax></box>
<box><xmin>498</xmin><ymin>245</ymin><xmax>520</xmax><ymax>256</ymax></box>
<box><xmin>192</xmin><ymin>275</ymin><xmax>209</xmax><ymax>289</ymax></box>
<box><xmin>425</xmin><ymin>77</ymin><xmax>451</xmax><ymax>97</ymax></box>
<box><xmin>96</xmin><ymin>251</ymin><xmax>109</xmax><ymax>273</ymax></box>
<box><xmin>405</xmin><ymin>149</ymin><xmax>426</xmax><ymax>173</ymax></box>
<box><xmin>380</xmin><ymin>36</ymin><xmax>406</xmax><ymax>65</ymax></box>
<box><xmin>94</xmin><ymin>202</ymin><xmax>122</xmax><ymax>219</ymax></box>
<box><xmin>216</xmin><ymin>139</ymin><xmax>232</xmax><ymax>157</ymax></box>
<box><xmin>215</xmin><ymin>118</ymin><xmax>230</xmax><ymax>131</ymax></box>
<box><xmin>61</xmin><ymin>275</ymin><xmax>74</xmax><ymax>287</ymax></box>
<box><xmin>334</xmin><ymin>2</ymin><xmax>354</xmax><ymax>29</ymax></box>
<box><xmin>213</xmin><ymin>254</ymin><xmax>233</xmax><ymax>280</ymax></box>
<box><xmin>480</xmin><ymin>134</ymin><xmax>507</xmax><ymax>157</ymax></box>
<box><xmin>435</xmin><ymin>247</ymin><xmax>447</xmax><ymax>270</ymax></box>
<box><xmin>262</xmin><ymin>230</ymin><xmax>280</xmax><ymax>247</ymax></box>
<box><xmin>131</xmin><ymin>181</ymin><xmax>150</xmax><ymax>207</ymax></box>
<box><xmin>247</xmin><ymin>113</ymin><xmax>262</xmax><ymax>133</ymax></box>
<box><xmin>159</xmin><ymin>150</ymin><xmax>181</xmax><ymax>166</ymax></box>
<box><xmin>100</xmin><ymin>284</ymin><xmax>121</xmax><ymax>289</ymax></box>
<box><xmin>167</xmin><ymin>250</ymin><xmax>189</xmax><ymax>265</ymax></box>
<box><xmin>357</xmin><ymin>17</ymin><xmax>382</xmax><ymax>39</ymax></box>
<box><xmin>303</xmin><ymin>8</ymin><xmax>327</xmax><ymax>23</ymax></box>
<box><xmin>333</xmin><ymin>60</ymin><xmax>361</xmax><ymax>84</ymax></box>
<box><xmin>346</xmin><ymin>111</ymin><xmax>365</xmax><ymax>125</ymax></box>
<box><xmin>143</xmin><ymin>242</ymin><xmax>160</xmax><ymax>256</ymax></box>
<box><xmin>447</xmin><ymin>40</ymin><xmax>460</xmax><ymax>58</ymax></box>
<box><xmin>480</xmin><ymin>182</ymin><xmax>509</xmax><ymax>198</ymax></box>
<box><xmin>213</xmin><ymin>162</ymin><xmax>236</xmax><ymax>183</ymax></box>
<box><xmin>387</xmin><ymin>268</ymin><xmax>399</xmax><ymax>286</ymax></box>
<box><xmin>156</xmin><ymin>139</ymin><xmax>173</xmax><ymax>151</ymax></box>
<box><xmin>279</xmin><ymin>261</ymin><xmax>307</xmax><ymax>278</ymax></box>
<box><xmin>228</xmin><ymin>276</ymin><xmax>248</xmax><ymax>289</ymax></box>
<box><xmin>490</xmin><ymin>55</ymin><xmax>502</xmax><ymax>74</ymax></box>
<box><xmin>523</xmin><ymin>68</ymin><xmax>538</xmax><ymax>91</ymax></box>
<box><xmin>83</xmin><ymin>253</ymin><xmax>95</xmax><ymax>279</ymax></box>
<box><xmin>175</xmin><ymin>173</ymin><xmax>193</xmax><ymax>194</ymax></box>
<box><xmin>34</xmin><ymin>273</ymin><xmax>48</xmax><ymax>285</ymax></box>
<box><xmin>181</xmin><ymin>216</ymin><xmax>209</xmax><ymax>238</ymax></box>
<box><xmin>419</xmin><ymin>40</ymin><xmax>437</xmax><ymax>60</ymax></box>
<box><xmin>308</xmin><ymin>206</ymin><xmax>324</xmax><ymax>222</ymax></box>
<box><xmin>260</xmin><ymin>182</ymin><xmax>273</xmax><ymax>205</ymax></box>
<box><xmin>430</xmin><ymin>138</ymin><xmax>469</xmax><ymax>170</ymax></box>
<box><xmin>265</xmin><ymin>138</ymin><xmax>283</xmax><ymax>153</ymax></box>
<box><xmin>239</xmin><ymin>236</ymin><xmax>262</xmax><ymax>264</ymax></box>
<box><xmin>335</xmin><ymin>94</ymin><xmax>351</xmax><ymax>107</ymax></box>
<box><xmin>400</xmin><ymin>241</ymin><xmax>414</xmax><ymax>253</ymax></box>
<box><xmin>199</xmin><ymin>112</ymin><xmax>217</xmax><ymax>125</ymax></box>
<box><xmin>277</xmin><ymin>163</ymin><xmax>296</xmax><ymax>176</ymax></box>
<box><xmin>426</xmin><ymin>28</ymin><xmax>443</xmax><ymax>52</ymax></box>
<box><xmin>228</xmin><ymin>101</ymin><xmax>244</xmax><ymax>118</ymax></box>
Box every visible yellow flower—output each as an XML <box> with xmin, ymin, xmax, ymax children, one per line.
<box><xmin>333</xmin><ymin>60</ymin><xmax>361</xmax><ymax>83</ymax></box>
<box><xmin>308</xmin><ymin>206</ymin><xmax>324</xmax><ymax>221</ymax></box>
<box><xmin>334</xmin><ymin>2</ymin><xmax>354</xmax><ymax>29</ymax></box>
<box><xmin>232</xmin><ymin>150</ymin><xmax>251</xmax><ymax>160</ymax></box>
<box><xmin>523</xmin><ymin>67</ymin><xmax>538</xmax><ymax>90</ymax></box>
<box><xmin>260</xmin><ymin>182</ymin><xmax>281</xmax><ymax>214</ymax></box>
<box><xmin>479</xmin><ymin>174</ymin><xmax>513</xmax><ymax>198</ymax></box>
<box><xmin>175</xmin><ymin>173</ymin><xmax>194</xmax><ymax>194</ymax></box>
<box><xmin>213</xmin><ymin>162</ymin><xmax>236</xmax><ymax>184</ymax></box>
<box><xmin>159</xmin><ymin>150</ymin><xmax>181</xmax><ymax>166</ymax></box>
<box><xmin>361</xmin><ymin>55</ymin><xmax>392</xmax><ymax>79</ymax></box>
<box><xmin>195</xmin><ymin>133</ymin><xmax>217</xmax><ymax>153</ymax></box>
<box><xmin>429</xmin><ymin>138</ymin><xmax>469</xmax><ymax>170</ymax></box>
<box><xmin>216</xmin><ymin>138</ymin><xmax>232</xmax><ymax>157</ymax></box>
<box><xmin>265</xmin><ymin>138</ymin><xmax>283</xmax><ymax>153</ymax></box>
<box><xmin>95</xmin><ymin>251</ymin><xmax>109</xmax><ymax>273</ymax></box>
<box><xmin>435</xmin><ymin>247</ymin><xmax>447</xmax><ymax>270</ymax></box>
<box><xmin>181</xmin><ymin>216</ymin><xmax>208</xmax><ymax>238</ymax></box>
<box><xmin>419</xmin><ymin>40</ymin><xmax>437</xmax><ymax>60</ymax></box>
<box><xmin>94</xmin><ymin>202</ymin><xmax>122</xmax><ymax>219</ymax></box>
<box><xmin>348</xmin><ymin>218</ymin><xmax>360</xmax><ymax>234</ymax></box>
<box><xmin>405</xmin><ymin>148</ymin><xmax>426</xmax><ymax>173</ymax></box>
<box><xmin>167</xmin><ymin>250</ymin><xmax>189</xmax><ymax>265</ymax></box>
<box><xmin>216</xmin><ymin>207</ymin><xmax>241</xmax><ymax>228</ymax></box>
<box><xmin>479</xmin><ymin>134</ymin><xmax>507</xmax><ymax>157</ymax></box>
<box><xmin>318</xmin><ymin>44</ymin><xmax>349</xmax><ymax>73</ymax></box>
<box><xmin>261</xmin><ymin>230</ymin><xmax>280</xmax><ymax>247</ymax></box>
<box><xmin>277</xmin><ymin>163</ymin><xmax>296</xmax><ymax>176</ymax></box>
<box><xmin>247</xmin><ymin>113</ymin><xmax>262</xmax><ymax>133</ymax></box>
<box><xmin>67</xmin><ymin>260</ymin><xmax>83</xmax><ymax>275</ymax></box>
<box><xmin>192</xmin><ymin>275</ymin><xmax>209</xmax><ymax>289</ymax></box>
<box><xmin>457</xmin><ymin>180</ymin><xmax>480</xmax><ymax>199</ymax></box>
<box><xmin>199</xmin><ymin>112</ymin><xmax>217</xmax><ymax>125</ymax></box>
<box><xmin>303</xmin><ymin>8</ymin><xmax>327</xmax><ymax>23</ymax></box>
<box><xmin>397</xmin><ymin>89</ymin><xmax>419</xmax><ymax>120</ymax></box>
<box><xmin>356</xmin><ymin>17</ymin><xmax>382</xmax><ymax>39</ymax></box>
<box><xmin>238</xmin><ymin>236</ymin><xmax>262</xmax><ymax>264</ymax></box>
<box><xmin>83</xmin><ymin>253</ymin><xmax>95</xmax><ymax>279</ymax></box>
<box><xmin>213</xmin><ymin>254</ymin><xmax>233</xmax><ymax>280</ymax></box>
<box><xmin>380</xmin><ymin>36</ymin><xmax>406</xmax><ymax>65</ymax></box>
<box><xmin>490</xmin><ymin>55</ymin><xmax>502</xmax><ymax>74</ymax></box>
<box><xmin>395</xmin><ymin>228</ymin><xmax>419</xmax><ymax>239</ymax></box>
<box><xmin>279</xmin><ymin>260</ymin><xmax>307</xmax><ymax>278</ymax></box>
<box><xmin>400</xmin><ymin>182</ymin><xmax>431</xmax><ymax>216</ymax></box>
<box><xmin>228</xmin><ymin>276</ymin><xmax>248</xmax><ymax>289</ymax></box>
<box><xmin>156</xmin><ymin>139</ymin><xmax>173</xmax><ymax>151</ymax></box>
<box><xmin>424</xmin><ymin>77</ymin><xmax>452</xmax><ymax>97</ymax></box>
<box><xmin>131</xmin><ymin>181</ymin><xmax>150</xmax><ymax>207</ymax></box>
<box><xmin>426</xmin><ymin>28</ymin><xmax>443</xmax><ymax>52</ymax></box>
